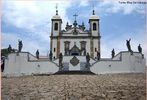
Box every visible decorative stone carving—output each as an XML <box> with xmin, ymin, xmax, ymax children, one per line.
<box><xmin>111</xmin><ymin>49</ymin><xmax>115</xmax><ymax>58</ymax></box>
<box><xmin>126</xmin><ymin>38</ymin><xmax>131</xmax><ymax>52</ymax></box>
<box><xmin>36</xmin><ymin>50</ymin><xmax>39</xmax><ymax>59</ymax></box>
<box><xmin>69</xmin><ymin>45</ymin><xmax>80</xmax><ymax>56</ymax></box>
<box><xmin>70</xmin><ymin>56</ymin><xmax>79</xmax><ymax>66</ymax></box>
<box><xmin>78</xmin><ymin>22</ymin><xmax>85</xmax><ymax>31</ymax></box>
<box><xmin>80</xmin><ymin>41</ymin><xmax>86</xmax><ymax>51</ymax></box>
<box><xmin>8</xmin><ymin>44</ymin><xmax>12</xmax><ymax>53</ymax></box>
<box><xmin>138</xmin><ymin>44</ymin><xmax>142</xmax><ymax>54</ymax></box>
<box><xmin>49</xmin><ymin>51</ymin><xmax>53</xmax><ymax>61</ymax></box>
<box><xmin>65</xmin><ymin>22</ymin><xmax>72</xmax><ymax>31</ymax></box>
<box><xmin>59</xmin><ymin>53</ymin><xmax>63</xmax><ymax>67</ymax></box>
<box><xmin>18</xmin><ymin>40</ymin><xmax>23</xmax><ymax>52</ymax></box>
<box><xmin>97</xmin><ymin>51</ymin><xmax>100</xmax><ymax>60</ymax></box>
<box><xmin>126</xmin><ymin>38</ymin><xmax>133</xmax><ymax>55</ymax></box>
<box><xmin>86</xmin><ymin>53</ymin><xmax>90</xmax><ymax>63</ymax></box>
<box><xmin>64</xmin><ymin>41</ymin><xmax>70</xmax><ymax>56</ymax></box>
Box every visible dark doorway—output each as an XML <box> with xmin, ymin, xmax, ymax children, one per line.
<box><xmin>71</xmin><ymin>53</ymin><xmax>79</xmax><ymax>56</ymax></box>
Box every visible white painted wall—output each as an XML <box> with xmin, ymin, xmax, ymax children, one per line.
<box><xmin>3</xmin><ymin>51</ymin><xmax>146</xmax><ymax>76</ymax></box>
<box><xmin>52</xmin><ymin>39</ymin><xmax>57</xmax><ymax>58</ymax></box>
<box><xmin>91</xmin><ymin>52</ymin><xmax>146</xmax><ymax>74</ymax></box>
<box><xmin>90</xmin><ymin>21</ymin><xmax>99</xmax><ymax>36</ymax></box>
<box><xmin>3</xmin><ymin>52</ymin><xmax>58</xmax><ymax>76</ymax></box>
<box><xmin>52</xmin><ymin>21</ymin><xmax>61</xmax><ymax>36</ymax></box>
<box><xmin>93</xmin><ymin>39</ymin><xmax>99</xmax><ymax>58</ymax></box>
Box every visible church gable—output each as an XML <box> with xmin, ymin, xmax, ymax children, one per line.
<box><xmin>61</xmin><ymin>23</ymin><xmax>90</xmax><ymax>36</ymax></box>
<box><xmin>62</xmin><ymin>28</ymin><xmax>89</xmax><ymax>34</ymax></box>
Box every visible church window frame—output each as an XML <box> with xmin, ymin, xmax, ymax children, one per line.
<box><xmin>93</xmin><ymin>23</ymin><xmax>97</xmax><ymax>30</ymax></box>
<box><xmin>64</xmin><ymin>41</ymin><xmax>70</xmax><ymax>55</ymax></box>
<box><xmin>54</xmin><ymin>23</ymin><xmax>58</xmax><ymax>31</ymax></box>
<box><xmin>80</xmin><ymin>41</ymin><xmax>86</xmax><ymax>50</ymax></box>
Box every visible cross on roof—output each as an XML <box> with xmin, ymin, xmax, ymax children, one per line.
<box><xmin>92</xmin><ymin>3</ymin><xmax>95</xmax><ymax>15</ymax></box>
<box><xmin>55</xmin><ymin>3</ymin><xmax>58</xmax><ymax>15</ymax></box>
<box><xmin>73</xmin><ymin>14</ymin><xmax>78</xmax><ymax>21</ymax></box>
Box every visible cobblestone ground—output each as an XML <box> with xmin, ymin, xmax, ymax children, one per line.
<box><xmin>2</xmin><ymin>73</ymin><xmax>146</xmax><ymax>100</ymax></box>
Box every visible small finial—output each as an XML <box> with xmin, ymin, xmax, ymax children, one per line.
<box><xmin>93</xmin><ymin>10</ymin><xmax>95</xmax><ymax>15</ymax></box>
<box><xmin>92</xmin><ymin>3</ymin><xmax>95</xmax><ymax>15</ymax></box>
<box><xmin>55</xmin><ymin>3</ymin><xmax>58</xmax><ymax>15</ymax></box>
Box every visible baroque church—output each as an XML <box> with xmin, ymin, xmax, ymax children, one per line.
<box><xmin>50</xmin><ymin>8</ymin><xmax>100</xmax><ymax>59</ymax></box>
<box><xmin>2</xmin><ymin>6</ymin><xmax>146</xmax><ymax>76</ymax></box>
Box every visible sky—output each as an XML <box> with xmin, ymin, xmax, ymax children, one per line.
<box><xmin>1</xmin><ymin>0</ymin><xmax>146</xmax><ymax>58</ymax></box>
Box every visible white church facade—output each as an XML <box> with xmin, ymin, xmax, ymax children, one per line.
<box><xmin>2</xmin><ymin>9</ymin><xmax>146</xmax><ymax>76</ymax></box>
<box><xmin>50</xmin><ymin>10</ymin><xmax>100</xmax><ymax>59</ymax></box>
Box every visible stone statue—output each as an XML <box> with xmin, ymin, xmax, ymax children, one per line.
<box><xmin>97</xmin><ymin>51</ymin><xmax>100</xmax><ymax>60</ymax></box>
<box><xmin>8</xmin><ymin>44</ymin><xmax>12</xmax><ymax>53</ymax></box>
<box><xmin>111</xmin><ymin>49</ymin><xmax>115</xmax><ymax>58</ymax></box>
<box><xmin>65</xmin><ymin>22</ymin><xmax>72</xmax><ymax>30</ymax></box>
<box><xmin>18</xmin><ymin>40</ymin><xmax>23</xmax><ymax>52</ymax></box>
<box><xmin>86</xmin><ymin>53</ymin><xmax>90</xmax><ymax>63</ymax></box>
<box><xmin>84</xmin><ymin>49</ymin><xmax>86</xmax><ymax>56</ymax></box>
<box><xmin>138</xmin><ymin>44</ymin><xmax>142</xmax><ymax>54</ymax></box>
<box><xmin>36</xmin><ymin>50</ymin><xmax>39</xmax><ymax>59</ymax></box>
<box><xmin>126</xmin><ymin>38</ymin><xmax>133</xmax><ymax>55</ymax></box>
<box><xmin>49</xmin><ymin>50</ymin><xmax>53</xmax><ymax>61</ymax></box>
<box><xmin>59</xmin><ymin>53</ymin><xmax>63</xmax><ymax>67</ymax></box>
<box><xmin>126</xmin><ymin>39</ymin><xmax>131</xmax><ymax>52</ymax></box>
<box><xmin>79</xmin><ymin>22</ymin><xmax>85</xmax><ymax>30</ymax></box>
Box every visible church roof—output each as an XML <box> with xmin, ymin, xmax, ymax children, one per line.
<box><xmin>52</xmin><ymin>15</ymin><xmax>61</xmax><ymax>19</ymax></box>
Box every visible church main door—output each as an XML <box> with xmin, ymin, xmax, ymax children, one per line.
<box><xmin>70</xmin><ymin>45</ymin><xmax>80</xmax><ymax>56</ymax></box>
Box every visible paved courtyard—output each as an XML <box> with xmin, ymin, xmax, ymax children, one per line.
<box><xmin>1</xmin><ymin>73</ymin><xmax>146</xmax><ymax>100</ymax></box>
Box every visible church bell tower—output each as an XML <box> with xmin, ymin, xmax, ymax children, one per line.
<box><xmin>50</xmin><ymin>5</ymin><xmax>62</xmax><ymax>58</ymax></box>
<box><xmin>89</xmin><ymin>9</ymin><xmax>101</xmax><ymax>58</ymax></box>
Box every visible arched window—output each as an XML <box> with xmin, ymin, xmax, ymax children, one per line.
<box><xmin>93</xmin><ymin>23</ymin><xmax>96</xmax><ymax>30</ymax></box>
<box><xmin>54</xmin><ymin>23</ymin><xmax>58</xmax><ymax>30</ymax></box>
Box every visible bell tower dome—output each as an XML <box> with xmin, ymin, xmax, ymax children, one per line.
<box><xmin>89</xmin><ymin>9</ymin><xmax>100</xmax><ymax>36</ymax></box>
<box><xmin>51</xmin><ymin>5</ymin><xmax>62</xmax><ymax>37</ymax></box>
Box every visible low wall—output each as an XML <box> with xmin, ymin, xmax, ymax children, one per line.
<box><xmin>2</xmin><ymin>51</ymin><xmax>146</xmax><ymax>76</ymax></box>
<box><xmin>3</xmin><ymin>52</ymin><xmax>58</xmax><ymax>76</ymax></box>
<box><xmin>91</xmin><ymin>52</ymin><xmax>146</xmax><ymax>74</ymax></box>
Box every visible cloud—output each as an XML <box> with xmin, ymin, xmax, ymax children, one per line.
<box><xmin>2</xmin><ymin>0</ymin><xmax>146</xmax><ymax>58</ymax></box>
<box><xmin>79</xmin><ymin>0</ymin><xmax>89</xmax><ymax>7</ymax></box>
<box><xmin>2</xmin><ymin>0</ymin><xmax>72</xmax><ymax>55</ymax></box>
<box><xmin>2</xmin><ymin>0</ymin><xmax>72</xmax><ymax>31</ymax></box>
<box><xmin>97</xmin><ymin>0</ymin><xmax>146</xmax><ymax>15</ymax></box>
